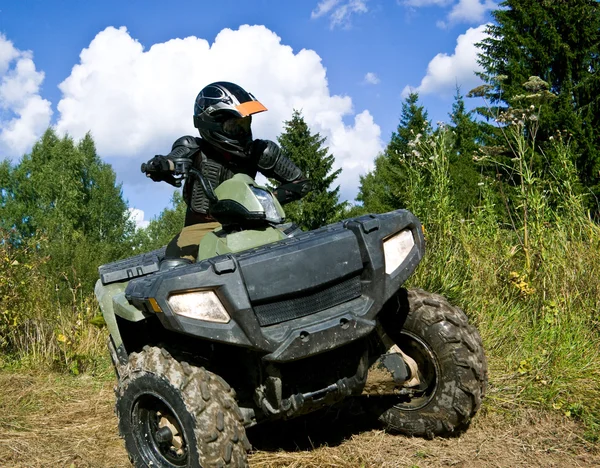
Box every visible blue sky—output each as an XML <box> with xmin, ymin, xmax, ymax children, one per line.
<box><xmin>0</xmin><ymin>0</ymin><xmax>495</xmax><ymax>227</ymax></box>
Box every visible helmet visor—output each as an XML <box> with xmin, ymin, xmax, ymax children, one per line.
<box><xmin>222</xmin><ymin>116</ymin><xmax>252</xmax><ymax>138</ymax></box>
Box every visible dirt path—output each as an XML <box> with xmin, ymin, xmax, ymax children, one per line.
<box><xmin>0</xmin><ymin>371</ymin><xmax>597</xmax><ymax>467</ymax></box>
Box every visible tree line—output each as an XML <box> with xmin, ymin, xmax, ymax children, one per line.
<box><xmin>2</xmin><ymin>0</ymin><xmax>599</xmax><ymax>294</ymax></box>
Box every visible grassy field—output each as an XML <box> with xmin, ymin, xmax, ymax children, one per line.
<box><xmin>1</xmin><ymin>366</ymin><xmax>598</xmax><ymax>468</ymax></box>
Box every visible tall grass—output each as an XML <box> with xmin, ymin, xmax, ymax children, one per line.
<box><xmin>0</xmin><ymin>231</ymin><xmax>107</xmax><ymax>374</ymax></box>
<box><xmin>399</xmin><ymin>112</ymin><xmax>600</xmax><ymax>439</ymax></box>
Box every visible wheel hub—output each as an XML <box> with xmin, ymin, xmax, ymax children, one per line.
<box><xmin>157</xmin><ymin>411</ymin><xmax>184</xmax><ymax>454</ymax></box>
<box><xmin>132</xmin><ymin>394</ymin><xmax>189</xmax><ymax>466</ymax></box>
<box><xmin>155</xmin><ymin>426</ymin><xmax>173</xmax><ymax>444</ymax></box>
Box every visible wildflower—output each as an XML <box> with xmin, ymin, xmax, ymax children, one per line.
<box><xmin>508</xmin><ymin>271</ymin><xmax>536</xmax><ymax>296</ymax></box>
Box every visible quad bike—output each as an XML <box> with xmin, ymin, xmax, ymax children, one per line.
<box><xmin>95</xmin><ymin>167</ymin><xmax>487</xmax><ymax>467</ymax></box>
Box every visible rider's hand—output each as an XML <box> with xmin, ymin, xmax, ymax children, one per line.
<box><xmin>141</xmin><ymin>155</ymin><xmax>174</xmax><ymax>174</ymax></box>
<box><xmin>273</xmin><ymin>179</ymin><xmax>311</xmax><ymax>205</ymax></box>
<box><xmin>141</xmin><ymin>155</ymin><xmax>182</xmax><ymax>186</ymax></box>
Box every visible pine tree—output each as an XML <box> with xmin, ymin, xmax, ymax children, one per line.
<box><xmin>357</xmin><ymin>92</ymin><xmax>432</xmax><ymax>212</ymax></box>
<box><xmin>448</xmin><ymin>86</ymin><xmax>482</xmax><ymax>216</ymax></box>
<box><xmin>476</xmin><ymin>0</ymin><xmax>600</xmax><ymax>210</ymax></box>
<box><xmin>277</xmin><ymin>110</ymin><xmax>345</xmax><ymax>230</ymax></box>
<box><xmin>387</xmin><ymin>92</ymin><xmax>431</xmax><ymax>159</ymax></box>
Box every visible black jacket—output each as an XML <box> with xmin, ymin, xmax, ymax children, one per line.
<box><xmin>161</xmin><ymin>136</ymin><xmax>308</xmax><ymax>226</ymax></box>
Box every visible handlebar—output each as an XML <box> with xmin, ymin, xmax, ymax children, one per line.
<box><xmin>141</xmin><ymin>156</ymin><xmax>193</xmax><ymax>188</ymax></box>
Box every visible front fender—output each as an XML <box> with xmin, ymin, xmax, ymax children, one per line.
<box><xmin>94</xmin><ymin>279</ymin><xmax>148</xmax><ymax>349</ymax></box>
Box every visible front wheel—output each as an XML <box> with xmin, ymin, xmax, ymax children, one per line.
<box><xmin>115</xmin><ymin>346</ymin><xmax>251</xmax><ymax>467</ymax></box>
<box><xmin>370</xmin><ymin>288</ymin><xmax>487</xmax><ymax>438</ymax></box>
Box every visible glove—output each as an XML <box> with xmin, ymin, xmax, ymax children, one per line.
<box><xmin>141</xmin><ymin>155</ymin><xmax>174</xmax><ymax>174</ymax></box>
<box><xmin>141</xmin><ymin>155</ymin><xmax>182</xmax><ymax>187</ymax></box>
<box><xmin>273</xmin><ymin>179</ymin><xmax>311</xmax><ymax>205</ymax></box>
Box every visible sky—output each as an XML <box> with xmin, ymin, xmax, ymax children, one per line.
<box><xmin>0</xmin><ymin>0</ymin><xmax>495</xmax><ymax>228</ymax></box>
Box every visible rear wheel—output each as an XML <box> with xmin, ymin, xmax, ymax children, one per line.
<box><xmin>115</xmin><ymin>346</ymin><xmax>251</xmax><ymax>467</ymax></box>
<box><xmin>370</xmin><ymin>288</ymin><xmax>487</xmax><ymax>438</ymax></box>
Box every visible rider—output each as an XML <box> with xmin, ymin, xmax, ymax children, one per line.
<box><xmin>142</xmin><ymin>81</ymin><xmax>310</xmax><ymax>261</ymax></box>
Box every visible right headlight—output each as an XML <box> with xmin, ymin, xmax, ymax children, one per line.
<box><xmin>383</xmin><ymin>229</ymin><xmax>415</xmax><ymax>275</ymax></box>
<box><xmin>167</xmin><ymin>291</ymin><xmax>230</xmax><ymax>323</ymax></box>
<box><xmin>249</xmin><ymin>186</ymin><xmax>284</xmax><ymax>224</ymax></box>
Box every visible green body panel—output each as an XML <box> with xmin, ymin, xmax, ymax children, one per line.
<box><xmin>94</xmin><ymin>279</ymin><xmax>148</xmax><ymax>347</ymax></box>
<box><xmin>197</xmin><ymin>229</ymin><xmax>233</xmax><ymax>260</ymax></box>
<box><xmin>197</xmin><ymin>173</ymin><xmax>288</xmax><ymax>261</ymax></box>
<box><xmin>198</xmin><ymin>227</ymin><xmax>286</xmax><ymax>261</ymax></box>
<box><xmin>215</xmin><ymin>174</ymin><xmax>286</xmax><ymax>219</ymax></box>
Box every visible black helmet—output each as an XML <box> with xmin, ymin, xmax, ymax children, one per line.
<box><xmin>193</xmin><ymin>81</ymin><xmax>267</xmax><ymax>157</ymax></box>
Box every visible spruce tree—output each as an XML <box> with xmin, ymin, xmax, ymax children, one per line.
<box><xmin>276</xmin><ymin>110</ymin><xmax>345</xmax><ymax>230</ymax></box>
<box><xmin>476</xmin><ymin>0</ymin><xmax>600</xmax><ymax>209</ymax></box>
<box><xmin>448</xmin><ymin>86</ymin><xmax>482</xmax><ymax>216</ymax></box>
<box><xmin>387</xmin><ymin>92</ymin><xmax>431</xmax><ymax>158</ymax></box>
<box><xmin>357</xmin><ymin>92</ymin><xmax>432</xmax><ymax>212</ymax></box>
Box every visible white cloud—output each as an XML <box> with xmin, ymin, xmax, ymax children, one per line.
<box><xmin>401</xmin><ymin>0</ymin><xmax>495</xmax><ymax>26</ymax></box>
<box><xmin>402</xmin><ymin>0</ymin><xmax>452</xmax><ymax>6</ymax></box>
<box><xmin>55</xmin><ymin>25</ymin><xmax>383</xmax><ymax>205</ymax></box>
<box><xmin>447</xmin><ymin>0</ymin><xmax>495</xmax><ymax>24</ymax></box>
<box><xmin>311</xmin><ymin>0</ymin><xmax>369</xmax><ymax>28</ymax></box>
<box><xmin>311</xmin><ymin>0</ymin><xmax>342</xmax><ymax>18</ymax></box>
<box><xmin>401</xmin><ymin>24</ymin><xmax>489</xmax><ymax>98</ymax></box>
<box><xmin>363</xmin><ymin>72</ymin><xmax>380</xmax><ymax>85</ymax></box>
<box><xmin>128</xmin><ymin>208</ymin><xmax>149</xmax><ymax>230</ymax></box>
<box><xmin>0</xmin><ymin>34</ymin><xmax>52</xmax><ymax>159</ymax></box>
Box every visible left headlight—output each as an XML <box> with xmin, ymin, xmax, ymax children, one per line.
<box><xmin>383</xmin><ymin>229</ymin><xmax>415</xmax><ymax>275</ymax></box>
<box><xmin>167</xmin><ymin>291</ymin><xmax>231</xmax><ymax>323</ymax></box>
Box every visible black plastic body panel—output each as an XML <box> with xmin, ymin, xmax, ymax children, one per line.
<box><xmin>239</xmin><ymin>228</ymin><xmax>363</xmax><ymax>302</ymax></box>
<box><xmin>99</xmin><ymin>247</ymin><xmax>165</xmax><ymax>285</ymax></box>
<box><xmin>103</xmin><ymin>210</ymin><xmax>424</xmax><ymax>363</ymax></box>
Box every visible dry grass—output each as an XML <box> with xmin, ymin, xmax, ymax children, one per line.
<box><xmin>0</xmin><ymin>370</ymin><xmax>597</xmax><ymax>468</ymax></box>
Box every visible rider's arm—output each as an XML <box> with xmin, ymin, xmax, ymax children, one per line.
<box><xmin>250</xmin><ymin>139</ymin><xmax>311</xmax><ymax>204</ymax></box>
<box><xmin>141</xmin><ymin>136</ymin><xmax>199</xmax><ymax>187</ymax></box>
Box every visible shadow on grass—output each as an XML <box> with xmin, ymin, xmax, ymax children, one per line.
<box><xmin>247</xmin><ymin>398</ymin><xmax>380</xmax><ymax>452</ymax></box>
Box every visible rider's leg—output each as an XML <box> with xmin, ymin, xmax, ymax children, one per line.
<box><xmin>165</xmin><ymin>221</ymin><xmax>221</xmax><ymax>261</ymax></box>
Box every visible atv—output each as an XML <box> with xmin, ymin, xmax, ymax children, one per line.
<box><xmin>95</xmin><ymin>170</ymin><xmax>487</xmax><ymax>467</ymax></box>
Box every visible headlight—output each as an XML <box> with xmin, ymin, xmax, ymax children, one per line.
<box><xmin>250</xmin><ymin>187</ymin><xmax>284</xmax><ymax>223</ymax></box>
<box><xmin>167</xmin><ymin>291</ymin><xmax>230</xmax><ymax>323</ymax></box>
<box><xmin>383</xmin><ymin>229</ymin><xmax>415</xmax><ymax>275</ymax></box>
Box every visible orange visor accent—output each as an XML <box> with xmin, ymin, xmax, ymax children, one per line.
<box><xmin>236</xmin><ymin>100</ymin><xmax>268</xmax><ymax>117</ymax></box>
<box><xmin>148</xmin><ymin>298</ymin><xmax>162</xmax><ymax>313</ymax></box>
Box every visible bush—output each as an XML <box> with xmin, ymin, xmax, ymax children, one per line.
<box><xmin>0</xmin><ymin>230</ymin><xmax>107</xmax><ymax>373</ymax></box>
